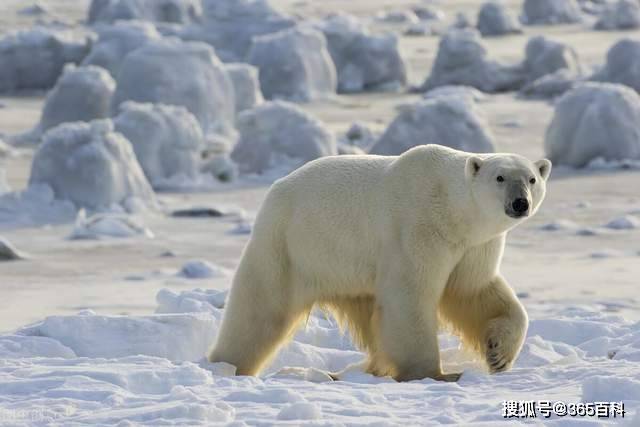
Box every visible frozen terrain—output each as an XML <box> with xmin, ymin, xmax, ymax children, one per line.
<box><xmin>1</xmin><ymin>0</ymin><xmax>640</xmax><ymax>425</ymax></box>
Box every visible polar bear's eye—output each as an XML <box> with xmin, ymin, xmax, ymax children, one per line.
<box><xmin>496</xmin><ymin>176</ymin><xmax>504</xmax><ymax>182</ymax></box>
<box><xmin>529</xmin><ymin>178</ymin><xmax>536</xmax><ymax>184</ymax></box>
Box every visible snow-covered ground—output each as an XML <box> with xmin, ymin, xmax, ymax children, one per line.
<box><xmin>1</xmin><ymin>0</ymin><xmax>640</xmax><ymax>425</ymax></box>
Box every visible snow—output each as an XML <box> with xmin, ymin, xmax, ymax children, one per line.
<box><xmin>476</xmin><ymin>1</ymin><xmax>522</xmax><ymax>37</ymax></box>
<box><xmin>591</xmin><ymin>38</ymin><xmax>640</xmax><ymax>93</ymax></box>
<box><xmin>88</xmin><ymin>0</ymin><xmax>202</xmax><ymax>24</ymax></box>
<box><xmin>523</xmin><ymin>36</ymin><xmax>582</xmax><ymax>83</ymax></box>
<box><xmin>545</xmin><ymin>83</ymin><xmax>640</xmax><ymax>167</ymax></box>
<box><xmin>112</xmin><ymin>38</ymin><xmax>235</xmax><ymax>135</ymax></box>
<box><xmin>521</xmin><ymin>0</ymin><xmax>583</xmax><ymax>25</ymax></box>
<box><xmin>113</xmin><ymin>102</ymin><xmax>203</xmax><ymax>189</ymax></box>
<box><xmin>419</xmin><ymin>28</ymin><xmax>523</xmax><ymax>92</ymax></box>
<box><xmin>520</xmin><ymin>69</ymin><xmax>579</xmax><ymax>99</ymax></box>
<box><xmin>179</xmin><ymin>260</ymin><xmax>226</xmax><ymax>279</ymax></box>
<box><xmin>369</xmin><ymin>96</ymin><xmax>495</xmax><ymax>155</ymax></box>
<box><xmin>38</xmin><ymin>65</ymin><xmax>115</xmax><ymax>134</ymax></box>
<box><xmin>0</xmin><ymin>168</ymin><xmax>9</xmax><ymax>194</ymax></box>
<box><xmin>224</xmin><ymin>63</ymin><xmax>263</xmax><ymax>113</ymax></box>
<box><xmin>231</xmin><ymin>101</ymin><xmax>337</xmax><ymax>174</ymax></box>
<box><xmin>594</xmin><ymin>0</ymin><xmax>640</xmax><ymax>30</ymax></box>
<box><xmin>81</xmin><ymin>20</ymin><xmax>161</xmax><ymax>78</ymax></box>
<box><xmin>423</xmin><ymin>85</ymin><xmax>487</xmax><ymax>103</ymax></box>
<box><xmin>317</xmin><ymin>13</ymin><xmax>408</xmax><ymax>93</ymax></box>
<box><xmin>29</xmin><ymin>120</ymin><xmax>156</xmax><ymax>211</ymax></box>
<box><xmin>68</xmin><ymin>209</ymin><xmax>154</xmax><ymax>240</ymax></box>
<box><xmin>200</xmin><ymin>154</ymin><xmax>238</xmax><ymax>183</ymax></box>
<box><xmin>248</xmin><ymin>26</ymin><xmax>337</xmax><ymax>102</ymax></box>
<box><xmin>0</xmin><ymin>235</ymin><xmax>27</xmax><ymax>260</ymax></box>
<box><xmin>604</xmin><ymin>215</ymin><xmax>640</xmax><ymax>230</ymax></box>
<box><xmin>0</xmin><ymin>27</ymin><xmax>92</xmax><ymax>92</ymax></box>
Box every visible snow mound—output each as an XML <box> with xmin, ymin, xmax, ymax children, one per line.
<box><xmin>114</xmin><ymin>102</ymin><xmax>203</xmax><ymax>189</ymax></box>
<box><xmin>68</xmin><ymin>209</ymin><xmax>154</xmax><ymax>239</ymax></box>
<box><xmin>520</xmin><ymin>69</ymin><xmax>579</xmax><ymax>99</ymax></box>
<box><xmin>156</xmin><ymin>288</ymin><xmax>228</xmax><ymax>313</ymax></box>
<box><xmin>595</xmin><ymin>0</ymin><xmax>640</xmax><ymax>30</ymax></box>
<box><xmin>369</xmin><ymin>97</ymin><xmax>495</xmax><ymax>155</ymax></box>
<box><xmin>0</xmin><ymin>334</ymin><xmax>76</xmax><ymax>358</ymax></box>
<box><xmin>545</xmin><ymin>83</ymin><xmax>640</xmax><ymax>167</ymax></box>
<box><xmin>419</xmin><ymin>29</ymin><xmax>523</xmax><ymax>92</ymax></box>
<box><xmin>89</xmin><ymin>0</ymin><xmax>202</xmax><ymax>24</ymax></box>
<box><xmin>0</xmin><ymin>168</ymin><xmax>9</xmax><ymax>194</ymax></box>
<box><xmin>201</xmin><ymin>154</ymin><xmax>238</xmax><ymax>183</ymax></box>
<box><xmin>0</xmin><ymin>184</ymin><xmax>77</xmax><ymax>228</ymax></box>
<box><xmin>0</xmin><ymin>236</ymin><xmax>28</xmax><ymax>261</ymax></box>
<box><xmin>477</xmin><ymin>1</ymin><xmax>522</xmax><ymax>36</ymax></box>
<box><xmin>342</xmin><ymin>121</ymin><xmax>377</xmax><ymax>150</ymax></box>
<box><xmin>423</xmin><ymin>85</ymin><xmax>486</xmax><ymax>103</ymax></box>
<box><xmin>277</xmin><ymin>402</ymin><xmax>322</xmax><ymax>420</ymax></box>
<box><xmin>29</xmin><ymin>120</ymin><xmax>156</xmax><ymax>210</ymax></box>
<box><xmin>38</xmin><ymin>65</ymin><xmax>115</xmax><ymax>133</ymax></box>
<box><xmin>375</xmin><ymin>10</ymin><xmax>420</xmax><ymax>25</ymax></box>
<box><xmin>231</xmin><ymin>101</ymin><xmax>337</xmax><ymax>174</ymax></box>
<box><xmin>317</xmin><ymin>13</ymin><xmax>407</xmax><ymax>93</ymax></box>
<box><xmin>604</xmin><ymin>215</ymin><xmax>640</xmax><ymax>230</ymax></box>
<box><xmin>412</xmin><ymin>6</ymin><xmax>445</xmax><ymax>22</ymax></box>
<box><xmin>183</xmin><ymin>0</ymin><xmax>295</xmax><ymax>62</ymax></box>
<box><xmin>522</xmin><ymin>36</ymin><xmax>581</xmax><ymax>83</ymax></box>
<box><xmin>248</xmin><ymin>26</ymin><xmax>337</xmax><ymax>102</ymax></box>
<box><xmin>521</xmin><ymin>0</ymin><xmax>582</xmax><ymax>25</ymax></box>
<box><xmin>224</xmin><ymin>63</ymin><xmax>263</xmax><ymax>113</ymax></box>
<box><xmin>179</xmin><ymin>260</ymin><xmax>226</xmax><ymax>279</ymax></box>
<box><xmin>82</xmin><ymin>20</ymin><xmax>161</xmax><ymax>78</ymax></box>
<box><xmin>592</xmin><ymin>38</ymin><xmax>640</xmax><ymax>93</ymax></box>
<box><xmin>18</xmin><ymin>312</ymin><xmax>218</xmax><ymax>362</ymax></box>
<box><xmin>113</xmin><ymin>38</ymin><xmax>235</xmax><ymax>134</ymax></box>
<box><xmin>0</xmin><ymin>27</ymin><xmax>91</xmax><ymax>92</ymax></box>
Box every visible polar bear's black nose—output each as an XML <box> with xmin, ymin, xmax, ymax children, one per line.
<box><xmin>512</xmin><ymin>198</ymin><xmax>529</xmax><ymax>213</ymax></box>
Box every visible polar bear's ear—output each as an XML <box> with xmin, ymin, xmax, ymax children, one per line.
<box><xmin>465</xmin><ymin>156</ymin><xmax>483</xmax><ymax>179</ymax></box>
<box><xmin>535</xmin><ymin>159</ymin><xmax>552</xmax><ymax>180</ymax></box>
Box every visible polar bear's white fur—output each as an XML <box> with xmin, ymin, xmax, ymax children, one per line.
<box><xmin>209</xmin><ymin>144</ymin><xmax>551</xmax><ymax>381</ymax></box>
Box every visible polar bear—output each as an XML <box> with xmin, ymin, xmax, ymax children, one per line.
<box><xmin>209</xmin><ymin>144</ymin><xmax>551</xmax><ymax>381</ymax></box>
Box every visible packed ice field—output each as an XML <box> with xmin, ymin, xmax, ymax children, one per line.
<box><xmin>0</xmin><ymin>0</ymin><xmax>640</xmax><ymax>425</ymax></box>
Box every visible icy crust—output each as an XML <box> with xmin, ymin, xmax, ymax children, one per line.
<box><xmin>521</xmin><ymin>0</ymin><xmax>582</xmax><ymax>25</ymax></box>
<box><xmin>231</xmin><ymin>101</ymin><xmax>337</xmax><ymax>174</ymax></box>
<box><xmin>171</xmin><ymin>0</ymin><xmax>295</xmax><ymax>63</ymax></box>
<box><xmin>316</xmin><ymin>13</ymin><xmax>408</xmax><ymax>93</ymax></box>
<box><xmin>88</xmin><ymin>0</ymin><xmax>202</xmax><ymax>24</ymax></box>
<box><xmin>39</xmin><ymin>65</ymin><xmax>116</xmax><ymax>133</ymax></box>
<box><xmin>114</xmin><ymin>102</ymin><xmax>203</xmax><ymax>188</ymax></box>
<box><xmin>224</xmin><ymin>63</ymin><xmax>263</xmax><ymax>113</ymax></box>
<box><xmin>0</xmin><ymin>27</ymin><xmax>92</xmax><ymax>92</ymax></box>
<box><xmin>477</xmin><ymin>1</ymin><xmax>522</xmax><ymax>37</ymax></box>
<box><xmin>545</xmin><ymin>83</ymin><xmax>640</xmax><ymax>167</ymax></box>
<box><xmin>82</xmin><ymin>20</ymin><xmax>161</xmax><ymax>78</ymax></box>
<box><xmin>592</xmin><ymin>38</ymin><xmax>640</xmax><ymax>93</ymax></box>
<box><xmin>248</xmin><ymin>26</ymin><xmax>337</xmax><ymax>102</ymax></box>
<box><xmin>369</xmin><ymin>97</ymin><xmax>495</xmax><ymax>155</ymax></box>
<box><xmin>0</xmin><ymin>296</ymin><xmax>639</xmax><ymax>424</ymax></box>
<box><xmin>112</xmin><ymin>38</ymin><xmax>235</xmax><ymax>135</ymax></box>
<box><xmin>29</xmin><ymin>120</ymin><xmax>156</xmax><ymax>210</ymax></box>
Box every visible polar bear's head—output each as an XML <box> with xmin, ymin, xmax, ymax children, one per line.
<box><xmin>465</xmin><ymin>154</ymin><xmax>551</xmax><ymax>225</ymax></box>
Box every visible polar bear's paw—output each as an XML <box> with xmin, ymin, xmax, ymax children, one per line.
<box><xmin>486</xmin><ymin>337</ymin><xmax>510</xmax><ymax>373</ymax></box>
<box><xmin>435</xmin><ymin>372</ymin><xmax>463</xmax><ymax>382</ymax></box>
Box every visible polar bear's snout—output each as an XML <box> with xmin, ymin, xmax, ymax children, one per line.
<box><xmin>505</xmin><ymin>183</ymin><xmax>531</xmax><ymax>218</ymax></box>
<box><xmin>509</xmin><ymin>198</ymin><xmax>529</xmax><ymax>217</ymax></box>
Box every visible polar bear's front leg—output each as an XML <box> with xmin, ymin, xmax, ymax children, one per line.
<box><xmin>376</xmin><ymin>252</ymin><xmax>460</xmax><ymax>382</ymax></box>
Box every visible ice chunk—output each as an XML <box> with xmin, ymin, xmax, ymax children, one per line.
<box><xmin>545</xmin><ymin>83</ymin><xmax>640</xmax><ymax>167</ymax></box>
<box><xmin>591</xmin><ymin>38</ymin><xmax>640</xmax><ymax>93</ymax></box>
<box><xmin>248</xmin><ymin>26</ymin><xmax>337</xmax><ymax>102</ymax></box>
<box><xmin>595</xmin><ymin>0</ymin><xmax>640</xmax><ymax>30</ymax></box>
<box><xmin>369</xmin><ymin>97</ymin><xmax>495</xmax><ymax>155</ymax></box>
<box><xmin>521</xmin><ymin>0</ymin><xmax>582</xmax><ymax>25</ymax></box>
<box><xmin>179</xmin><ymin>260</ymin><xmax>226</xmax><ymax>279</ymax></box>
<box><xmin>477</xmin><ymin>1</ymin><xmax>522</xmax><ymax>36</ymax></box>
<box><xmin>88</xmin><ymin>0</ymin><xmax>202</xmax><ymax>24</ymax></box>
<box><xmin>224</xmin><ymin>63</ymin><xmax>263</xmax><ymax>113</ymax></box>
<box><xmin>29</xmin><ymin>120</ymin><xmax>156</xmax><ymax>210</ymax></box>
<box><xmin>231</xmin><ymin>101</ymin><xmax>337</xmax><ymax>174</ymax></box>
<box><xmin>68</xmin><ymin>209</ymin><xmax>154</xmax><ymax>239</ymax></box>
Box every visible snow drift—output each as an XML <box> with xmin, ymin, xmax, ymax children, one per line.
<box><xmin>0</xmin><ymin>27</ymin><xmax>92</xmax><ymax>92</ymax></box>
<box><xmin>248</xmin><ymin>26</ymin><xmax>337</xmax><ymax>102</ymax></box>
<box><xmin>545</xmin><ymin>83</ymin><xmax>640</xmax><ymax>167</ymax></box>
<box><xmin>592</xmin><ymin>38</ymin><xmax>640</xmax><ymax>93</ymax></box>
<box><xmin>369</xmin><ymin>97</ymin><xmax>495</xmax><ymax>155</ymax></box>
<box><xmin>476</xmin><ymin>1</ymin><xmax>522</xmax><ymax>36</ymax></box>
<box><xmin>595</xmin><ymin>0</ymin><xmax>640</xmax><ymax>30</ymax></box>
<box><xmin>112</xmin><ymin>38</ymin><xmax>235</xmax><ymax>134</ymax></box>
<box><xmin>29</xmin><ymin>120</ymin><xmax>156</xmax><ymax>210</ymax></box>
<box><xmin>224</xmin><ymin>63</ymin><xmax>263</xmax><ymax>113</ymax></box>
<box><xmin>88</xmin><ymin>0</ymin><xmax>202</xmax><ymax>24</ymax></box>
<box><xmin>231</xmin><ymin>101</ymin><xmax>337</xmax><ymax>174</ymax></box>
<box><xmin>522</xmin><ymin>36</ymin><xmax>581</xmax><ymax>83</ymax></box>
<box><xmin>419</xmin><ymin>29</ymin><xmax>523</xmax><ymax>92</ymax></box>
<box><xmin>316</xmin><ymin>13</ymin><xmax>407</xmax><ymax>93</ymax></box>
<box><xmin>521</xmin><ymin>0</ymin><xmax>582</xmax><ymax>25</ymax></box>
<box><xmin>114</xmin><ymin>102</ymin><xmax>203</xmax><ymax>188</ymax></box>
<box><xmin>82</xmin><ymin>20</ymin><xmax>161</xmax><ymax>78</ymax></box>
<box><xmin>38</xmin><ymin>65</ymin><xmax>116</xmax><ymax>133</ymax></box>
